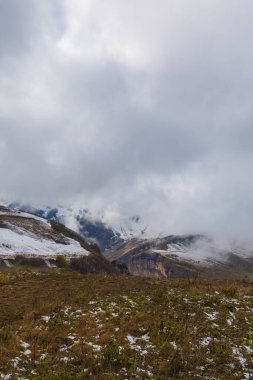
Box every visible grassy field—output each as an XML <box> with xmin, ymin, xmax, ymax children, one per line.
<box><xmin>0</xmin><ymin>268</ymin><xmax>252</xmax><ymax>379</ymax></box>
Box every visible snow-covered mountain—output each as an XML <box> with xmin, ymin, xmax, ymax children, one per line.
<box><xmin>4</xmin><ymin>202</ymin><xmax>253</xmax><ymax>279</ymax></box>
<box><xmin>7</xmin><ymin>202</ymin><xmax>148</xmax><ymax>251</ymax></box>
<box><xmin>0</xmin><ymin>206</ymin><xmax>88</xmax><ymax>258</ymax></box>
<box><xmin>0</xmin><ymin>205</ymin><xmax>118</xmax><ymax>274</ymax></box>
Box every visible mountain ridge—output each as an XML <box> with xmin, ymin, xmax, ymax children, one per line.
<box><xmin>105</xmin><ymin>234</ymin><xmax>253</xmax><ymax>280</ymax></box>
<box><xmin>4</xmin><ymin>203</ymin><xmax>253</xmax><ymax>280</ymax></box>
<box><xmin>0</xmin><ymin>205</ymin><xmax>118</xmax><ymax>275</ymax></box>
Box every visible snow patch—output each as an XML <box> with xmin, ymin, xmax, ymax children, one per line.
<box><xmin>0</xmin><ymin>228</ymin><xmax>89</xmax><ymax>257</ymax></box>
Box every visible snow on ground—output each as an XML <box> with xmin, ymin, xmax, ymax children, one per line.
<box><xmin>0</xmin><ymin>227</ymin><xmax>89</xmax><ymax>257</ymax></box>
<box><xmin>0</xmin><ymin>207</ymin><xmax>90</xmax><ymax>257</ymax></box>
<box><xmin>1</xmin><ymin>281</ymin><xmax>252</xmax><ymax>379</ymax></box>
<box><xmin>0</xmin><ymin>210</ymin><xmax>51</xmax><ymax>228</ymax></box>
<box><xmin>153</xmin><ymin>241</ymin><xmax>227</xmax><ymax>264</ymax></box>
<box><xmin>153</xmin><ymin>238</ymin><xmax>253</xmax><ymax>264</ymax></box>
<box><xmin>152</xmin><ymin>247</ymin><xmax>211</xmax><ymax>263</ymax></box>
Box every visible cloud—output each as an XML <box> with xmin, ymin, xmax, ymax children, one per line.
<box><xmin>1</xmin><ymin>0</ymin><xmax>253</xmax><ymax>241</ymax></box>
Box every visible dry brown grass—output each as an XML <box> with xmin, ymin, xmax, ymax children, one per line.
<box><xmin>0</xmin><ymin>268</ymin><xmax>252</xmax><ymax>379</ymax></box>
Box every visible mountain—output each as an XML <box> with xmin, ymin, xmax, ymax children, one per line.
<box><xmin>7</xmin><ymin>203</ymin><xmax>148</xmax><ymax>251</ymax></box>
<box><xmin>0</xmin><ymin>205</ymin><xmax>117</xmax><ymax>275</ymax></box>
<box><xmin>7</xmin><ymin>202</ymin><xmax>123</xmax><ymax>251</ymax></box>
<box><xmin>4</xmin><ymin>202</ymin><xmax>253</xmax><ymax>280</ymax></box>
<box><xmin>105</xmin><ymin>234</ymin><xmax>253</xmax><ymax>280</ymax></box>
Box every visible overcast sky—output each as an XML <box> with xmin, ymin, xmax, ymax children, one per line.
<box><xmin>1</xmin><ymin>0</ymin><xmax>253</xmax><ymax>238</ymax></box>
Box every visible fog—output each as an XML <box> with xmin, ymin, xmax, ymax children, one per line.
<box><xmin>1</xmin><ymin>1</ymin><xmax>253</xmax><ymax>242</ymax></box>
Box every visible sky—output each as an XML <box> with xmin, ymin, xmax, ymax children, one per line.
<box><xmin>1</xmin><ymin>0</ymin><xmax>253</xmax><ymax>239</ymax></box>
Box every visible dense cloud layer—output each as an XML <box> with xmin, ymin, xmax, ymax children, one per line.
<box><xmin>1</xmin><ymin>0</ymin><xmax>253</xmax><ymax>239</ymax></box>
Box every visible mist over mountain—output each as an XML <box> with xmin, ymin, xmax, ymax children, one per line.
<box><xmin>1</xmin><ymin>1</ymin><xmax>253</xmax><ymax>243</ymax></box>
<box><xmin>7</xmin><ymin>202</ymin><xmax>150</xmax><ymax>251</ymax></box>
<box><xmin>3</xmin><ymin>201</ymin><xmax>252</xmax><ymax>281</ymax></box>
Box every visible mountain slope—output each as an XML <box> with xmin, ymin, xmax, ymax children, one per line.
<box><xmin>7</xmin><ymin>203</ymin><xmax>148</xmax><ymax>251</ymax></box>
<box><xmin>0</xmin><ymin>205</ymin><xmax>118</xmax><ymax>274</ymax></box>
<box><xmin>5</xmin><ymin>203</ymin><xmax>253</xmax><ymax>279</ymax></box>
<box><xmin>7</xmin><ymin>203</ymin><xmax>123</xmax><ymax>251</ymax></box>
<box><xmin>106</xmin><ymin>235</ymin><xmax>253</xmax><ymax>280</ymax></box>
<box><xmin>0</xmin><ymin>205</ymin><xmax>91</xmax><ymax>257</ymax></box>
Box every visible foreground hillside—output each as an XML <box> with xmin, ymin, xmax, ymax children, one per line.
<box><xmin>0</xmin><ymin>269</ymin><xmax>252</xmax><ymax>379</ymax></box>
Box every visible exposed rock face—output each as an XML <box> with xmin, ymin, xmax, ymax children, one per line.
<box><xmin>0</xmin><ymin>205</ymin><xmax>118</xmax><ymax>275</ymax></box>
<box><xmin>106</xmin><ymin>235</ymin><xmax>253</xmax><ymax>279</ymax></box>
<box><xmin>106</xmin><ymin>237</ymin><xmax>199</xmax><ymax>279</ymax></box>
<box><xmin>112</xmin><ymin>252</ymin><xmax>197</xmax><ymax>279</ymax></box>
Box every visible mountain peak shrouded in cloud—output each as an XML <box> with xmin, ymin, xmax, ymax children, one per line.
<box><xmin>1</xmin><ymin>1</ymin><xmax>253</xmax><ymax>241</ymax></box>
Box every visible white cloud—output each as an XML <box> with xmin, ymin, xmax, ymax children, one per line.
<box><xmin>1</xmin><ymin>0</ymin><xmax>253</xmax><ymax>240</ymax></box>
